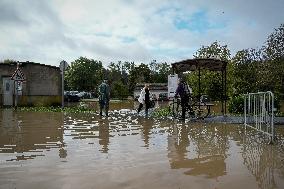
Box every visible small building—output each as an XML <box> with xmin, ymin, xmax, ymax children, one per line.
<box><xmin>134</xmin><ymin>83</ymin><xmax>168</xmax><ymax>100</ymax></box>
<box><xmin>0</xmin><ymin>61</ymin><xmax>62</xmax><ymax>106</ymax></box>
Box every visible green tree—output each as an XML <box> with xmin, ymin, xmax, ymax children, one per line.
<box><xmin>107</xmin><ymin>61</ymin><xmax>132</xmax><ymax>98</ymax></box>
<box><xmin>65</xmin><ymin>57</ymin><xmax>103</xmax><ymax>91</ymax></box>
<box><xmin>150</xmin><ymin>60</ymin><xmax>171</xmax><ymax>83</ymax></box>
<box><xmin>0</xmin><ymin>59</ymin><xmax>17</xmax><ymax>64</ymax></box>
<box><xmin>188</xmin><ymin>41</ymin><xmax>231</xmax><ymax>100</ymax></box>
<box><xmin>194</xmin><ymin>41</ymin><xmax>231</xmax><ymax>61</ymax></box>
<box><xmin>108</xmin><ymin>61</ymin><xmax>123</xmax><ymax>84</ymax></box>
<box><xmin>149</xmin><ymin>60</ymin><xmax>159</xmax><ymax>82</ymax></box>
<box><xmin>128</xmin><ymin>63</ymin><xmax>151</xmax><ymax>92</ymax></box>
<box><xmin>229</xmin><ymin>24</ymin><xmax>284</xmax><ymax>113</ymax></box>
<box><xmin>122</xmin><ymin>61</ymin><xmax>135</xmax><ymax>74</ymax></box>
<box><xmin>111</xmin><ymin>80</ymin><xmax>129</xmax><ymax>99</ymax></box>
<box><xmin>264</xmin><ymin>24</ymin><xmax>284</xmax><ymax>60</ymax></box>
<box><xmin>262</xmin><ymin>24</ymin><xmax>284</xmax><ymax>99</ymax></box>
<box><xmin>231</xmin><ymin>49</ymin><xmax>260</xmax><ymax>96</ymax></box>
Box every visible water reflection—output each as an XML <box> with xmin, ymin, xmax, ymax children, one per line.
<box><xmin>242</xmin><ymin>128</ymin><xmax>284</xmax><ymax>189</ymax></box>
<box><xmin>59</xmin><ymin>147</ymin><xmax>67</xmax><ymax>158</ymax></box>
<box><xmin>139</xmin><ymin>117</ymin><xmax>154</xmax><ymax>148</ymax></box>
<box><xmin>64</xmin><ymin>111</ymin><xmax>146</xmax><ymax>155</ymax></box>
<box><xmin>0</xmin><ymin>109</ymin><xmax>65</xmax><ymax>161</ymax></box>
<box><xmin>167</xmin><ymin>123</ymin><xmax>228</xmax><ymax>178</ymax></box>
<box><xmin>1</xmin><ymin>108</ymin><xmax>284</xmax><ymax>189</ymax></box>
<box><xmin>98</xmin><ymin>119</ymin><xmax>110</xmax><ymax>153</ymax></box>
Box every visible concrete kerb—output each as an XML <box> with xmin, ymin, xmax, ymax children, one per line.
<box><xmin>203</xmin><ymin>115</ymin><xmax>284</xmax><ymax>125</ymax></box>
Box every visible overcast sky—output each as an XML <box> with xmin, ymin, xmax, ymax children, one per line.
<box><xmin>0</xmin><ymin>0</ymin><xmax>283</xmax><ymax>67</ymax></box>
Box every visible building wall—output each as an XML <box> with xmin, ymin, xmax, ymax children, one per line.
<box><xmin>0</xmin><ymin>62</ymin><xmax>62</xmax><ymax>106</ymax></box>
<box><xmin>134</xmin><ymin>83</ymin><xmax>168</xmax><ymax>100</ymax></box>
<box><xmin>22</xmin><ymin>63</ymin><xmax>61</xmax><ymax>96</ymax></box>
<box><xmin>134</xmin><ymin>90</ymin><xmax>168</xmax><ymax>98</ymax></box>
<box><xmin>0</xmin><ymin>64</ymin><xmax>15</xmax><ymax>106</ymax></box>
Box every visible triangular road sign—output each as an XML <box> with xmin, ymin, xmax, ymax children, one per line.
<box><xmin>11</xmin><ymin>68</ymin><xmax>25</xmax><ymax>81</ymax></box>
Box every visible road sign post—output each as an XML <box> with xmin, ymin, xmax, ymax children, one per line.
<box><xmin>60</xmin><ymin>60</ymin><xmax>68</xmax><ymax>108</ymax></box>
<box><xmin>15</xmin><ymin>81</ymin><xmax>18</xmax><ymax>108</ymax></box>
<box><xmin>11</xmin><ymin>63</ymin><xmax>25</xmax><ymax>109</ymax></box>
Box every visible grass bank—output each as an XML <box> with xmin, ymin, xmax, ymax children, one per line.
<box><xmin>15</xmin><ymin>106</ymin><xmax>96</xmax><ymax>113</ymax></box>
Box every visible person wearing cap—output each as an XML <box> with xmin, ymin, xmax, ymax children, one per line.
<box><xmin>98</xmin><ymin>79</ymin><xmax>110</xmax><ymax>116</ymax></box>
<box><xmin>175</xmin><ymin>77</ymin><xmax>191</xmax><ymax>120</ymax></box>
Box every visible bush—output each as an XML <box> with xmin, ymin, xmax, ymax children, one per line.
<box><xmin>152</xmin><ymin>107</ymin><xmax>171</xmax><ymax>118</ymax></box>
<box><xmin>274</xmin><ymin>96</ymin><xmax>281</xmax><ymax>111</ymax></box>
<box><xmin>228</xmin><ymin>95</ymin><xmax>244</xmax><ymax>114</ymax></box>
<box><xmin>229</xmin><ymin>93</ymin><xmax>282</xmax><ymax>115</ymax></box>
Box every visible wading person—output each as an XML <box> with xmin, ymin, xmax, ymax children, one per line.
<box><xmin>175</xmin><ymin>77</ymin><xmax>190</xmax><ymax>120</ymax></box>
<box><xmin>98</xmin><ymin>79</ymin><xmax>110</xmax><ymax>116</ymax></box>
<box><xmin>137</xmin><ymin>84</ymin><xmax>150</xmax><ymax>116</ymax></box>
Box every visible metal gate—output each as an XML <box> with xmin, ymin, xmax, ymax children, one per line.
<box><xmin>244</xmin><ymin>91</ymin><xmax>275</xmax><ymax>142</ymax></box>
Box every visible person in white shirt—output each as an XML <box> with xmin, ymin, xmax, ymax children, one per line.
<box><xmin>137</xmin><ymin>84</ymin><xmax>150</xmax><ymax>116</ymax></box>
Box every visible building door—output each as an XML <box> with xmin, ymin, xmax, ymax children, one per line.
<box><xmin>3</xmin><ymin>77</ymin><xmax>14</xmax><ymax>106</ymax></box>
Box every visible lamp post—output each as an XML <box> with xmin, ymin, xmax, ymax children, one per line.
<box><xmin>60</xmin><ymin>60</ymin><xmax>68</xmax><ymax>108</ymax></box>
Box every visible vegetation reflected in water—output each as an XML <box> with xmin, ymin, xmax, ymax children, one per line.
<box><xmin>1</xmin><ymin>108</ymin><xmax>284</xmax><ymax>189</ymax></box>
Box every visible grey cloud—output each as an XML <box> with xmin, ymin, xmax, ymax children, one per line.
<box><xmin>23</xmin><ymin>0</ymin><xmax>77</xmax><ymax>48</ymax></box>
<box><xmin>0</xmin><ymin>0</ymin><xmax>77</xmax><ymax>60</ymax></box>
<box><xmin>0</xmin><ymin>1</ymin><xmax>28</xmax><ymax>25</ymax></box>
<box><xmin>0</xmin><ymin>0</ymin><xmax>62</xmax><ymax>27</ymax></box>
<box><xmin>80</xmin><ymin>39</ymin><xmax>152</xmax><ymax>63</ymax></box>
<box><xmin>1</xmin><ymin>0</ymin><xmax>283</xmax><ymax>66</ymax></box>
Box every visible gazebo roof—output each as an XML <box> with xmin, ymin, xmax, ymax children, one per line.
<box><xmin>172</xmin><ymin>58</ymin><xmax>227</xmax><ymax>72</ymax></box>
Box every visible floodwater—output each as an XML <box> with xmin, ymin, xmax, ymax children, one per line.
<box><xmin>1</xmin><ymin>108</ymin><xmax>284</xmax><ymax>189</ymax></box>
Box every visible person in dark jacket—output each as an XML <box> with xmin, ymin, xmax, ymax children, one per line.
<box><xmin>175</xmin><ymin>77</ymin><xmax>190</xmax><ymax>120</ymax></box>
<box><xmin>98</xmin><ymin>80</ymin><xmax>110</xmax><ymax>116</ymax></box>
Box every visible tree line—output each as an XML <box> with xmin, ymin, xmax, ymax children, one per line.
<box><xmin>64</xmin><ymin>24</ymin><xmax>283</xmax><ymax>100</ymax></box>
<box><xmin>64</xmin><ymin>58</ymin><xmax>172</xmax><ymax>99</ymax></box>
<box><xmin>1</xmin><ymin>24</ymin><xmax>283</xmax><ymax>112</ymax></box>
<box><xmin>187</xmin><ymin>24</ymin><xmax>284</xmax><ymax>113</ymax></box>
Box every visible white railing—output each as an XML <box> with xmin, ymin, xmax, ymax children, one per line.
<box><xmin>244</xmin><ymin>91</ymin><xmax>275</xmax><ymax>143</ymax></box>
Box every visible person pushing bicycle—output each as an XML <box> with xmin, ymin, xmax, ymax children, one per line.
<box><xmin>175</xmin><ymin>77</ymin><xmax>191</xmax><ymax>120</ymax></box>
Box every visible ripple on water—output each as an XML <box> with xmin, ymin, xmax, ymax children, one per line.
<box><xmin>1</xmin><ymin>109</ymin><xmax>284</xmax><ymax>189</ymax></box>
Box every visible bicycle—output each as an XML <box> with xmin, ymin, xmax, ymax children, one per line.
<box><xmin>168</xmin><ymin>95</ymin><xmax>212</xmax><ymax>119</ymax></box>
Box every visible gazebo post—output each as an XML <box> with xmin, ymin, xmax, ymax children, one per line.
<box><xmin>224</xmin><ymin>66</ymin><xmax>227</xmax><ymax>115</ymax></box>
<box><xmin>198</xmin><ymin>66</ymin><xmax>201</xmax><ymax>100</ymax></box>
<box><xmin>221</xmin><ymin>70</ymin><xmax>224</xmax><ymax>115</ymax></box>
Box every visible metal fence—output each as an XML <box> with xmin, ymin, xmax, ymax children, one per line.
<box><xmin>244</xmin><ymin>91</ymin><xmax>275</xmax><ymax>143</ymax></box>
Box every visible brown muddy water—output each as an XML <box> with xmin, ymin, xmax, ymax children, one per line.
<box><xmin>1</xmin><ymin>108</ymin><xmax>284</xmax><ymax>189</ymax></box>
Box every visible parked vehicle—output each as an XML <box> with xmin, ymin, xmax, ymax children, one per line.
<box><xmin>151</xmin><ymin>93</ymin><xmax>157</xmax><ymax>101</ymax></box>
<box><xmin>77</xmin><ymin>91</ymin><xmax>92</xmax><ymax>99</ymax></box>
<box><xmin>158</xmin><ymin>93</ymin><xmax>168</xmax><ymax>101</ymax></box>
<box><xmin>64</xmin><ymin>91</ymin><xmax>80</xmax><ymax>102</ymax></box>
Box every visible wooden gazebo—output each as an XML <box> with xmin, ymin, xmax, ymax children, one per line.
<box><xmin>172</xmin><ymin>58</ymin><xmax>228</xmax><ymax>115</ymax></box>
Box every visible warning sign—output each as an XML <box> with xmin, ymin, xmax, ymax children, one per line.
<box><xmin>11</xmin><ymin>68</ymin><xmax>25</xmax><ymax>81</ymax></box>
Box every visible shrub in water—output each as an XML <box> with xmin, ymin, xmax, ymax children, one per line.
<box><xmin>228</xmin><ymin>95</ymin><xmax>244</xmax><ymax>114</ymax></box>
